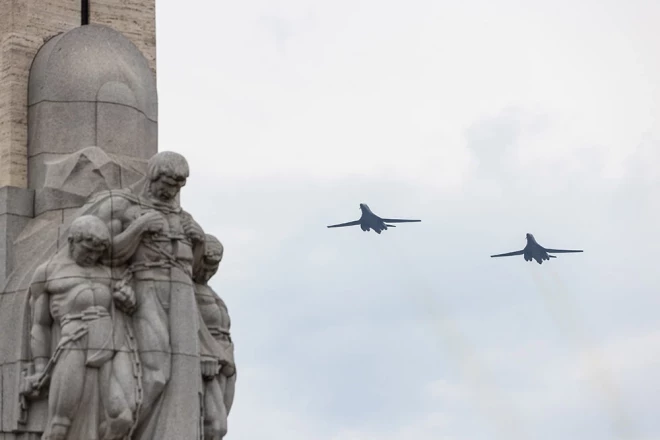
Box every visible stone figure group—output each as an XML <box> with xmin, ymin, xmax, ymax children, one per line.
<box><xmin>21</xmin><ymin>152</ymin><xmax>236</xmax><ymax>440</ymax></box>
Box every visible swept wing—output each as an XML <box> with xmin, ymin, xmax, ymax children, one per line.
<box><xmin>544</xmin><ymin>248</ymin><xmax>583</xmax><ymax>253</ymax></box>
<box><xmin>327</xmin><ymin>220</ymin><xmax>361</xmax><ymax>228</ymax></box>
<box><xmin>380</xmin><ymin>218</ymin><xmax>421</xmax><ymax>223</ymax></box>
<box><xmin>490</xmin><ymin>250</ymin><xmax>525</xmax><ymax>258</ymax></box>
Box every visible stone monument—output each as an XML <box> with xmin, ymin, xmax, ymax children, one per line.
<box><xmin>0</xmin><ymin>2</ymin><xmax>236</xmax><ymax>439</ymax></box>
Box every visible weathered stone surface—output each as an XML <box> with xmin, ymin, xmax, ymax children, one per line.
<box><xmin>1</xmin><ymin>5</ymin><xmax>237</xmax><ymax>439</ymax></box>
<box><xmin>27</xmin><ymin>102</ymin><xmax>97</xmax><ymax>157</ymax></box>
<box><xmin>67</xmin><ymin>152</ymin><xmax>209</xmax><ymax>440</ymax></box>
<box><xmin>33</xmin><ymin>147</ymin><xmax>146</xmax><ymax>215</ymax></box>
<box><xmin>0</xmin><ymin>187</ymin><xmax>34</xmax><ymax>217</ymax></box>
<box><xmin>28</xmin><ymin>24</ymin><xmax>158</xmax><ymax>163</ymax></box>
<box><xmin>3</xmin><ymin>209</ymin><xmax>62</xmax><ymax>293</ymax></box>
<box><xmin>90</xmin><ymin>0</ymin><xmax>157</xmax><ymax>76</ymax></box>
<box><xmin>0</xmin><ymin>187</ymin><xmax>33</xmax><ymax>287</ymax></box>
<box><xmin>0</xmin><ymin>0</ymin><xmax>80</xmax><ymax>188</ymax></box>
<box><xmin>28</xmin><ymin>25</ymin><xmax>157</xmax><ymax>116</ymax></box>
<box><xmin>33</xmin><ymin>147</ymin><xmax>121</xmax><ymax>216</ymax></box>
<box><xmin>96</xmin><ymin>102</ymin><xmax>157</xmax><ymax>159</ymax></box>
<box><xmin>0</xmin><ymin>0</ymin><xmax>157</xmax><ymax>189</ymax></box>
<box><xmin>0</xmin><ymin>148</ymin><xmax>151</xmax><ymax>421</ymax></box>
<box><xmin>195</xmin><ymin>235</ymin><xmax>237</xmax><ymax>440</ymax></box>
<box><xmin>22</xmin><ymin>215</ymin><xmax>138</xmax><ymax>439</ymax></box>
<box><xmin>29</xmin><ymin>151</ymin><xmax>148</xmax><ymax>194</ymax></box>
<box><xmin>0</xmin><ymin>289</ymin><xmax>48</xmax><ymax>433</ymax></box>
<box><xmin>17</xmin><ymin>153</ymin><xmax>229</xmax><ymax>439</ymax></box>
<box><xmin>0</xmin><ymin>214</ymin><xmax>31</xmax><ymax>288</ymax></box>
<box><xmin>4</xmin><ymin>152</ymin><xmax>237</xmax><ymax>440</ymax></box>
<box><xmin>0</xmin><ymin>20</ymin><xmax>166</xmax><ymax>438</ymax></box>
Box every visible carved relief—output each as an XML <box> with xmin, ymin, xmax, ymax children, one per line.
<box><xmin>194</xmin><ymin>235</ymin><xmax>236</xmax><ymax>440</ymax></box>
<box><xmin>18</xmin><ymin>153</ymin><xmax>237</xmax><ymax>440</ymax></box>
<box><xmin>22</xmin><ymin>215</ymin><xmax>139</xmax><ymax>440</ymax></box>
<box><xmin>2</xmin><ymin>24</ymin><xmax>237</xmax><ymax>440</ymax></box>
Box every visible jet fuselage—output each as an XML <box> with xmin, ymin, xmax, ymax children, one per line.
<box><xmin>523</xmin><ymin>233</ymin><xmax>552</xmax><ymax>264</ymax></box>
<box><xmin>358</xmin><ymin>203</ymin><xmax>389</xmax><ymax>234</ymax></box>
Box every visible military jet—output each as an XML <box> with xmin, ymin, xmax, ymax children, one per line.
<box><xmin>327</xmin><ymin>203</ymin><xmax>421</xmax><ymax>234</ymax></box>
<box><xmin>491</xmin><ymin>233</ymin><xmax>583</xmax><ymax>264</ymax></box>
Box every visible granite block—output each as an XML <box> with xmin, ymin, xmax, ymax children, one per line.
<box><xmin>0</xmin><ymin>188</ymin><xmax>34</xmax><ymax>217</ymax></box>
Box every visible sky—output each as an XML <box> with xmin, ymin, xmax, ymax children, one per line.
<box><xmin>155</xmin><ymin>1</ymin><xmax>660</xmax><ymax>439</ymax></box>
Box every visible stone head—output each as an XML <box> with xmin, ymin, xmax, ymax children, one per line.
<box><xmin>68</xmin><ymin>215</ymin><xmax>111</xmax><ymax>267</ymax></box>
<box><xmin>196</xmin><ymin>234</ymin><xmax>224</xmax><ymax>284</ymax></box>
<box><xmin>147</xmin><ymin>151</ymin><xmax>189</xmax><ymax>202</ymax></box>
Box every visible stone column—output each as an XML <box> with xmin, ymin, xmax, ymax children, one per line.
<box><xmin>0</xmin><ymin>0</ymin><xmax>80</xmax><ymax>188</ymax></box>
<box><xmin>89</xmin><ymin>0</ymin><xmax>157</xmax><ymax>75</ymax></box>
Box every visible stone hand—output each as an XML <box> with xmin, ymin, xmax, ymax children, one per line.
<box><xmin>201</xmin><ymin>358</ymin><xmax>219</xmax><ymax>380</ymax></box>
<box><xmin>140</xmin><ymin>211</ymin><xmax>165</xmax><ymax>234</ymax></box>
<box><xmin>220</xmin><ymin>362</ymin><xmax>236</xmax><ymax>378</ymax></box>
<box><xmin>22</xmin><ymin>372</ymin><xmax>45</xmax><ymax>400</ymax></box>
<box><xmin>113</xmin><ymin>284</ymin><xmax>137</xmax><ymax>315</ymax></box>
<box><xmin>182</xmin><ymin>216</ymin><xmax>204</xmax><ymax>243</ymax></box>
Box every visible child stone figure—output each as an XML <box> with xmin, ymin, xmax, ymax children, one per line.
<box><xmin>23</xmin><ymin>215</ymin><xmax>138</xmax><ymax>440</ymax></box>
<box><xmin>194</xmin><ymin>234</ymin><xmax>236</xmax><ymax>440</ymax></box>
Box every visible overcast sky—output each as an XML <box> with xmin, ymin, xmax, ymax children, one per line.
<box><xmin>155</xmin><ymin>1</ymin><xmax>660</xmax><ymax>439</ymax></box>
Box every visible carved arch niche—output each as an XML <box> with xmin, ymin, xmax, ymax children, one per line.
<box><xmin>27</xmin><ymin>24</ymin><xmax>158</xmax><ymax>193</ymax></box>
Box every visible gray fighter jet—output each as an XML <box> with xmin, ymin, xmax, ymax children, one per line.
<box><xmin>327</xmin><ymin>203</ymin><xmax>421</xmax><ymax>234</ymax></box>
<box><xmin>491</xmin><ymin>233</ymin><xmax>583</xmax><ymax>264</ymax></box>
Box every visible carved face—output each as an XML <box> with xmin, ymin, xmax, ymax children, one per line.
<box><xmin>150</xmin><ymin>174</ymin><xmax>186</xmax><ymax>202</ymax></box>
<box><xmin>197</xmin><ymin>252</ymin><xmax>222</xmax><ymax>283</ymax></box>
<box><xmin>198</xmin><ymin>263</ymin><xmax>219</xmax><ymax>284</ymax></box>
<box><xmin>70</xmin><ymin>238</ymin><xmax>107</xmax><ymax>267</ymax></box>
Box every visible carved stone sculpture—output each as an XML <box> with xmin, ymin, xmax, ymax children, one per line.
<box><xmin>18</xmin><ymin>152</ymin><xmax>237</xmax><ymax>440</ymax></box>
<box><xmin>194</xmin><ymin>235</ymin><xmax>236</xmax><ymax>440</ymax></box>
<box><xmin>0</xmin><ymin>16</ymin><xmax>238</xmax><ymax>440</ymax></box>
<box><xmin>0</xmin><ymin>24</ymin><xmax>160</xmax><ymax>437</ymax></box>
<box><xmin>71</xmin><ymin>151</ymin><xmax>219</xmax><ymax>439</ymax></box>
<box><xmin>23</xmin><ymin>215</ymin><xmax>139</xmax><ymax>440</ymax></box>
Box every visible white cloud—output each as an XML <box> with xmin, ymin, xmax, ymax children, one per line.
<box><xmin>157</xmin><ymin>0</ymin><xmax>660</xmax><ymax>190</ymax></box>
<box><xmin>153</xmin><ymin>1</ymin><xmax>660</xmax><ymax>439</ymax></box>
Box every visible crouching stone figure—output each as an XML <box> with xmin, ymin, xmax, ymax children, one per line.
<box><xmin>195</xmin><ymin>235</ymin><xmax>236</xmax><ymax>440</ymax></box>
<box><xmin>22</xmin><ymin>215</ymin><xmax>139</xmax><ymax>440</ymax></box>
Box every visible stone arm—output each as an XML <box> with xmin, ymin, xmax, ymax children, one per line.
<box><xmin>221</xmin><ymin>296</ymin><xmax>236</xmax><ymax>414</ymax></box>
<box><xmin>215</xmin><ymin>297</ymin><xmax>236</xmax><ymax>377</ymax></box>
<box><xmin>199</xmin><ymin>312</ymin><xmax>219</xmax><ymax>380</ymax></box>
<box><xmin>95</xmin><ymin>196</ymin><xmax>163</xmax><ymax>265</ymax></box>
<box><xmin>181</xmin><ymin>210</ymin><xmax>204</xmax><ymax>244</ymax></box>
<box><xmin>28</xmin><ymin>264</ymin><xmax>52</xmax><ymax>374</ymax></box>
<box><xmin>182</xmin><ymin>211</ymin><xmax>206</xmax><ymax>277</ymax></box>
<box><xmin>215</xmin><ymin>297</ymin><xmax>230</xmax><ymax>332</ymax></box>
<box><xmin>197</xmin><ymin>292</ymin><xmax>236</xmax><ymax>378</ymax></box>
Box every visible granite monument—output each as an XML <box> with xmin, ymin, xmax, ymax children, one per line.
<box><xmin>0</xmin><ymin>5</ymin><xmax>236</xmax><ymax>440</ymax></box>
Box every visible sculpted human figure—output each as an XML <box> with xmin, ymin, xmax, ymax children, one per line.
<box><xmin>194</xmin><ymin>235</ymin><xmax>236</xmax><ymax>440</ymax></box>
<box><xmin>23</xmin><ymin>215</ymin><xmax>138</xmax><ymax>440</ymax></box>
<box><xmin>85</xmin><ymin>151</ymin><xmax>216</xmax><ymax>439</ymax></box>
